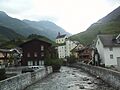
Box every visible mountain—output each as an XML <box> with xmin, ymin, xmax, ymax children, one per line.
<box><xmin>0</xmin><ymin>11</ymin><xmax>70</xmax><ymax>40</ymax></box>
<box><xmin>23</xmin><ymin>20</ymin><xmax>71</xmax><ymax>40</ymax></box>
<box><xmin>0</xmin><ymin>11</ymin><xmax>44</xmax><ymax>37</ymax></box>
<box><xmin>98</xmin><ymin>6</ymin><xmax>120</xmax><ymax>23</ymax></box>
<box><xmin>0</xmin><ymin>25</ymin><xmax>23</xmax><ymax>44</ymax></box>
<box><xmin>70</xmin><ymin>6</ymin><xmax>120</xmax><ymax>45</ymax></box>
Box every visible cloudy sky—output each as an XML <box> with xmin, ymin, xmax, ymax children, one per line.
<box><xmin>0</xmin><ymin>0</ymin><xmax>120</xmax><ymax>34</ymax></box>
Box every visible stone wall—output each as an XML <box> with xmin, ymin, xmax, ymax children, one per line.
<box><xmin>0</xmin><ymin>66</ymin><xmax>52</xmax><ymax>90</ymax></box>
<box><xmin>72</xmin><ymin>63</ymin><xmax>120</xmax><ymax>90</ymax></box>
<box><xmin>0</xmin><ymin>68</ymin><xmax>6</xmax><ymax>81</ymax></box>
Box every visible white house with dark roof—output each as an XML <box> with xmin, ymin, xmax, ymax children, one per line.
<box><xmin>56</xmin><ymin>32</ymin><xmax>67</xmax><ymax>44</ymax></box>
<box><xmin>95</xmin><ymin>34</ymin><xmax>120</xmax><ymax>66</ymax></box>
<box><xmin>56</xmin><ymin>32</ymin><xmax>67</xmax><ymax>58</ymax></box>
<box><xmin>56</xmin><ymin>32</ymin><xmax>78</xmax><ymax>59</ymax></box>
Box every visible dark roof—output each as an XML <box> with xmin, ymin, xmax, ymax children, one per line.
<box><xmin>56</xmin><ymin>34</ymin><xmax>66</xmax><ymax>39</ymax></box>
<box><xmin>0</xmin><ymin>49</ymin><xmax>12</xmax><ymax>53</ymax></box>
<box><xmin>71</xmin><ymin>44</ymin><xmax>85</xmax><ymax>52</ymax></box>
<box><xmin>0</xmin><ymin>48</ymin><xmax>20</xmax><ymax>53</ymax></box>
<box><xmin>98</xmin><ymin>35</ymin><xmax>120</xmax><ymax>47</ymax></box>
<box><xmin>19</xmin><ymin>38</ymin><xmax>52</xmax><ymax>47</ymax></box>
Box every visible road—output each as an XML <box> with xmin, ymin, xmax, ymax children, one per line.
<box><xmin>24</xmin><ymin>67</ymin><xmax>115</xmax><ymax>90</ymax></box>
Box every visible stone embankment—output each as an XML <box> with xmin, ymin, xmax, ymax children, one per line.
<box><xmin>0</xmin><ymin>66</ymin><xmax>52</xmax><ymax>90</ymax></box>
<box><xmin>71</xmin><ymin>63</ymin><xmax>120</xmax><ymax>90</ymax></box>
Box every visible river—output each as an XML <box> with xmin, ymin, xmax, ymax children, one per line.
<box><xmin>24</xmin><ymin>67</ymin><xmax>115</xmax><ymax>90</ymax></box>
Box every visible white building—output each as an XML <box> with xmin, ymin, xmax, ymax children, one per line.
<box><xmin>57</xmin><ymin>45</ymin><xmax>66</xmax><ymax>58</ymax></box>
<box><xmin>56</xmin><ymin>32</ymin><xmax>67</xmax><ymax>44</ymax></box>
<box><xmin>66</xmin><ymin>40</ymin><xmax>79</xmax><ymax>57</ymax></box>
<box><xmin>56</xmin><ymin>32</ymin><xmax>78</xmax><ymax>59</ymax></box>
<box><xmin>95</xmin><ymin>34</ymin><xmax>120</xmax><ymax>66</ymax></box>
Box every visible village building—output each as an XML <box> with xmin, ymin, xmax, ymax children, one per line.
<box><xmin>56</xmin><ymin>32</ymin><xmax>67</xmax><ymax>58</ymax></box>
<box><xmin>71</xmin><ymin>44</ymin><xmax>84</xmax><ymax>59</ymax></box>
<box><xmin>19</xmin><ymin>38</ymin><xmax>52</xmax><ymax>66</ymax></box>
<box><xmin>56</xmin><ymin>32</ymin><xmax>67</xmax><ymax>44</ymax></box>
<box><xmin>71</xmin><ymin>45</ymin><xmax>92</xmax><ymax>64</ymax></box>
<box><xmin>95</xmin><ymin>34</ymin><xmax>120</xmax><ymax>66</ymax></box>
<box><xmin>0</xmin><ymin>48</ymin><xmax>21</xmax><ymax>67</ymax></box>
<box><xmin>56</xmin><ymin>32</ymin><xmax>78</xmax><ymax>59</ymax></box>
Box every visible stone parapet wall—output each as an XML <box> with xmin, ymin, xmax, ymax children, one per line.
<box><xmin>72</xmin><ymin>63</ymin><xmax>120</xmax><ymax>90</ymax></box>
<box><xmin>0</xmin><ymin>66</ymin><xmax>52</xmax><ymax>90</ymax></box>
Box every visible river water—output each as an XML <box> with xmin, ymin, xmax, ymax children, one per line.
<box><xmin>24</xmin><ymin>67</ymin><xmax>115</xmax><ymax>90</ymax></box>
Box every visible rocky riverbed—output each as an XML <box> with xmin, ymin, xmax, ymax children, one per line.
<box><xmin>24</xmin><ymin>67</ymin><xmax>115</xmax><ymax>90</ymax></box>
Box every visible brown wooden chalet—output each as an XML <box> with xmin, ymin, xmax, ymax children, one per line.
<box><xmin>78</xmin><ymin>47</ymin><xmax>92</xmax><ymax>64</ymax></box>
<box><xmin>19</xmin><ymin>38</ymin><xmax>52</xmax><ymax>66</ymax></box>
<box><xmin>72</xmin><ymin>46</ymin><xmax>92</xmax><ymax>64</ymax></box>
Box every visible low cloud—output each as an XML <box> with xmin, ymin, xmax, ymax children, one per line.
<box><xmin>0</xmin><ymin>0</ymin><xmax>33</xmax><ymax>14</ymax></box>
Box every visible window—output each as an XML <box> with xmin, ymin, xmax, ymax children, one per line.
<box><xmin>56</xmin><ymin>40</ymin><xmax>58</xmax><ymax>43</ymax></box>
<box><xmin>34</xmin><ymin>52</ymin><xmax>37</xmax><ymax>57</ymax></box>
<box><xmin>39</xmin><ymin>60</ymin><xmax>43</xmax><ymax>65</ymax></box>
<box><xmin>41</xmin><ymin>60</ymin><xmax>44</xmax><ymax>65</ymax></box>
<box><xmin>27</xmin><ymin>53</ymin><xmax>30</xmax><ymax>57</ymax></box>
<box><xmin>34</xmin><ymin>61</ymin><xmax>37</xmax><ymax>65</ymax></box>
<box><xmin>28</xmin><ymin>61</ymin><xmax>33</xmax><ymax>66</ymax></box>
<box><xmin>41</xmin><ymin>52</ymin><xmax>44</xmax><ymax>57</ymax></box>
<box><xmin>109</xmin><ymin>47</ymin><xmax>113</xmax><ymax>51</ymax></box>
<box><xmin>65</xmin><ymin>49</ymin><xmax>66</xmax><ymax>52</ymax></box>
<box><xmin>110</xmin><ymin>54</ymin><xmax>113</xmax><ymax>59</ymax></box>
<box><xmin>41</xmin><ymin>45</ymin><xmax>44</xmax><ymax>51</ymax></box>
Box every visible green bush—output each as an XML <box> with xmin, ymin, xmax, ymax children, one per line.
<box><xmin>67</xmin><ymin>55</ymin><xmax>77</xmax><ymax>64</ymax></box>
<box><xmin>44</xmin><ymin>59</ymin><xmax>63</xmax><ymax>66</ymax></box>
<box><xmin>44</xmin><ymin>59</ymin><xmax>63</xmax><ymax>72</ymax></box>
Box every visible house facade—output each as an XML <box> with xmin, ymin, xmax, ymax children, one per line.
<box><xmin>71</xmin><ymin>44</ymin><xmax>84</xmax><ymax>59</ymax></box>
<box><xmin>66</xmin><ymin>40</ymin><xmax>79</xmax><ymax>57</ymax></box>
<box><xmin>56</xmin><ymin>32</ymin><xmax>67</xmax><ymax>44</ymax></box>
<box><xmin>56</xmin><ymin>32</ymin><xmax>67</xmax><ymax>58</ymax></box>
<box><xmin>57</xmin><ymin>45</ymin><xmax>66</xmax><ymax>58</ymax></box>
<box><xmin>56</xmin><ymin>32</ymin><xmax>78</xmax><ymax>59</ymax></box>
<box><xmin>95</xmin><ymin>34</ymin><xmax>120</xmax><ymax>66</ymax></box>
<box><xmin>0</xmin><ymin>48</ymin><xmax>21</xmax><ymax>67</ymax></box>
<box><xmin>19</xmin><ymin>38</ymin><xmax>52</xmax><ymax>66</ymax></box>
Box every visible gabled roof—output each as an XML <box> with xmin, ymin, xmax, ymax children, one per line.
<box><xmin>0</xmin><ymin>48</ymin><xmax>20</xmax><ymax>53</ymax></box>
<box><xmin>0</xmin><ymin>49</ymin><xmax>12</xmax><ymax>53</ymax></box>
<box><xmin>98</xmin><ymin>34</ymin><xmax>120</xmax><ymax>47</ymax></box>
<box><xmin>71</xmin><ymin>44</ymin><xmax>84</xmax><ymax>52</ymax></box>
<box><xmin>56</xmin><ymin>34</ymin><xmax>66</xmax><ymax>39</ymax></box>
<box><xmin>19</xmin><ymin>38</ymin><xmax>52</xmax><ymax>47</ymax></box>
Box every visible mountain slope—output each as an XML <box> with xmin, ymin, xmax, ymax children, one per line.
<box><xmin>0</xmin><ymin>25</ymin><xmax>23</xmax><ymax>43</ymax></box>
<box><xmin>0</xmin><ymin>11</ymin><xmax>46</xmax><ymax>37</ymax></box>
<box><xmin>1</xmin><ymin>34</ymin><xmax>56</xmax><ymax>49</ymax></box>
<box><xmin>98</xmin><ymin>6</ymin><xmax>120</xmax><ymax>23</ymax></box>
<box><xmin>23</xmin><ymin>20</ymin><xmax>71</xmax><ymax>40</ymax></box>
<box><xmin>0</xmin><ymin>11</ymin><xmax>70</xmax><ymax>41</ymax></box>
<box><xmin>70</xmin><ymin>6</ymin><xmax>120</xmax><ymax>45</ymax></box>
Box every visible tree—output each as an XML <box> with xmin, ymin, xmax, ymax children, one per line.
<box><xmin>44</xmin><ymin>47</ymin><xmax>63</xmax><ymax>72</ymax></box>
<box><xmin>67</xmin><ymin>55</ymin><xmax>77</xmax><ymax>64</ymax></box>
